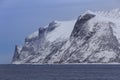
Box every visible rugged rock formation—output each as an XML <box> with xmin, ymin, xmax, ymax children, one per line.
<box><xmin>12</xmin><ymin>9</ymin><xmax>120</xmax><ymax>64</ymax></box>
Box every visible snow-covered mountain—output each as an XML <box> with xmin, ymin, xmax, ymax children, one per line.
<box><xmin>12</xmin><ymin>9</ymin><xmax>120</xmax><ymax>64</ymax></box>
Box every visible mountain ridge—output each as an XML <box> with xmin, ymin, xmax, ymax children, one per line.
<box><xmin>12</xmin><ymin>9</ymin><xmax>120</xmax><ymax>64</ymax></box>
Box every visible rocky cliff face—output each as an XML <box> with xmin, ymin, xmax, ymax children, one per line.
<box><xmin>12</xmin><ymin>9</ymin><xmax>120</xmax><ymax>64</ymax></box>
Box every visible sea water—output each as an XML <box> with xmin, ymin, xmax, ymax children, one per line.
<box><xmin>0</xmin><ymin>64</ymin><xmax>120</xmax><ymax>80</ymax></box>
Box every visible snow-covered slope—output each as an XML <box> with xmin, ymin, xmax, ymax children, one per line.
<box><xmin>46</xmin><ymin>20</ymin><xmax>76</xmax><ymax>42</ymax></box>
<box><xmin>12</xmin><ymin>9</ymin><xmax>120</xmax><ymax>64</ymax></box>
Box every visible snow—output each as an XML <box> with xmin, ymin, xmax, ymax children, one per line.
<box><xmin>88</xmin><ymin>9</ymin><xmax>120</xmax><ymax>43</ymax></box>
<box><xmin>97</xmin><ymin>8</ymin><xmax>120</xmax><ymax>20</ymax></box>
<box><xmin>111</xmin><ymin>22</ymin><xmax>120</xmax><ymax>41</ymax></box>
<box><xmin>12</xmin><ymin>61</ymin><xmax>21</xmax><ymax>64</ymax></box>
<box><xmin>96</xmin><ymin>9</ymin><xmax>120</xmax><ymax>43</ymax></box>
<box><xmin>27</xmin><ymin>9</ymin><xmax>120</xmax><ymax>42</ymax></box>
<box><xmin>30</xmin><ymin>56</ymin><xmax>43</xmax><ymax>63</ymax></box>
<box><xmin>46</xmin><ymin>20</ymin><xmax>76</xmax><ymax>42</ymax></box>
<box><xmin>17</xmin><ymin>46</ymin><xmax>22</xmax><ymax>53</ymax></box>
<box><xmin>88</xmin><ymin>15</ymin><xmax>111</xmax><ymax>32</ymax></box>
<box><xmin>27</xmin><ymin>31</ymin><xmax>39</xmax><ymax>39</ymax></box>
<box><xmin>93</xmin><ymin>51</ymin><xmax>116</xmax><ymax>62</ymax></box>
<box><xmin>26</xmin><ymin>20</ymin><xmax>76</xmax><ymax>42</ymax></box>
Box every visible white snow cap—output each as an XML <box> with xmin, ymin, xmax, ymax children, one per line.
<box><xmin>96</xmin><ymin>9</ymin><xmax>120</xmax><ymax>42</ymax></box>
<box><xmin>27</xmin><ymin>9</ymin><xmax>120</xmax><ymax>42</ymax></box>
<box><xmin>46</xmin><ymin>20</ymin><xmax>76</xmax><ymax>42</ymax></box>
<box><xmin>27</xmin><ymin>31</ymin><xmax>39</xmax><ymax>39</ymax></box>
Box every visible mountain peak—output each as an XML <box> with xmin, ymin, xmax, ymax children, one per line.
<box><xmin>84</xmin><ymin>10</ymin><xmax>96</xmax><ymax>15</ymax></box>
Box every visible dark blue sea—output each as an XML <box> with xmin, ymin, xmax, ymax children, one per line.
<box><xmin>0</xmin><ymin>64</ymin><xmax>120</xmax><ymax>80</ymax></box>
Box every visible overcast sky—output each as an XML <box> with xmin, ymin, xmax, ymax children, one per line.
<box><xmin>0</xmin><ymin>0</ymin><xmax>120</xmax><ymax>64</ymax></box>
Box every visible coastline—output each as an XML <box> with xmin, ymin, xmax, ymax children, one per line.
<box><xmin>11</xmin><ymin>60</ymin><xmax>120</xmax><ymax>65</ymax></box>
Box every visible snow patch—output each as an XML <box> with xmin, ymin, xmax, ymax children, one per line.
<box><xmin>27</xmin><ymin>31</ymin><xmax>39</xmax><ymax>39</ymax></box>
<box><xmin>46</xmin><ymin>20</ymin><xmax>76</xmax><ymax>42</ymax></box>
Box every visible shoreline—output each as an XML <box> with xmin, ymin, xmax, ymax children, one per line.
<box><xmin>10</xmin><ymin>63</ymin><xmax>120</xmax><ymax>66</ymax></box>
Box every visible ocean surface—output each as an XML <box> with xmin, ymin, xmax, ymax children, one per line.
<box><xmin>0</xmin><ymin>64</ymin><xmax>120</xmax><ymax>80</ymax></box>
